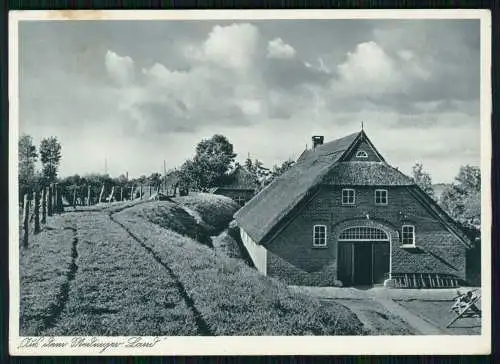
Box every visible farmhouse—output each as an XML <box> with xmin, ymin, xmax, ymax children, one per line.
<box><xmin>211</xmin><ymin>165</ymin><xmax>260</xmax><ymax>206</ymax></box>
<box><xmin>234</xmin><ymin>130</ymin><xmax>474</xmax><ymax>288</ymax></box>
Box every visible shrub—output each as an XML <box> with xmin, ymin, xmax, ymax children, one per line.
<box><xmin>173</xmin><ymin>193</ymin><xmax>239</xmax><ymax>233</ymax></box>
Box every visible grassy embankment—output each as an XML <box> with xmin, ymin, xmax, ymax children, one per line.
<box><xmin>20</xmin><ymin>193</ymin><xmax>364</xmax><ymax>336</ymax></box>
<box><xmin>113</xmin><ymin>194</ymin><xmax>364</xmax><ymax>335</ymax></box>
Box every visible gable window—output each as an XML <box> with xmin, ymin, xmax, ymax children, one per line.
<box><xmin>375</xmin><ymin>189</ymin><xmax>388</xmax><ymax>205</ymax></box>
<box><xmin>356</xmin><ymin>150</ymin><xmax>368</xmax><ymax>158</ymax></box>
<box><xmin>402</xmin><ymin>225</ymin><xmax>415</xmax><ymax>246</ymax></box>
<box><xmin>342</xmin><ymin>189</ymin><xmax>355</xmax><ymax>205</ymax></box>
<box><xmin>313</xmin><ymin>225</ymin><xmax>327</xmax><ymax>247</ymax></box>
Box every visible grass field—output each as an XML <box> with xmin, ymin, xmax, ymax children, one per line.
<box><xmin>20</xmin><ymin>215</ymin><xmax>76</xmax><ymax>335</ymax></box>
<box><xmin>19</xmin><ymin>194</ymin><xmax>365</xmax><ymax>336</ymax></box>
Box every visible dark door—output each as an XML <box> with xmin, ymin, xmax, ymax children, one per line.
<box><xmin>372</xmin><ymin>243</ymin><xmax>390</xmax><ymax>284</ymax></box>
<box><xmin>353</xmin><ymin>244</ymin><xmax>373</xmax><ymax>285</ymax></box>
<box><xmin>337</xmin><ymin>243</ymin><xmax>353</xmax><ymax>284</ymax></box>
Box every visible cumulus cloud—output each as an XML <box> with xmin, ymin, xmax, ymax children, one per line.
<box><xmin>266</xmin><ymin>38</ymin><xmax>296</xmax><ymax>59</ymax></box>
<box><xmin>185</xmin><ymin>23</ymin><xmax>260</xmax><ymax>71</ymax></box>
<box><xmin>335</xmin><ymin>41</ymin><xmax>417</xmax><ymax>96</ymax></box>
<box><xmin>330</xmin><ymin>40</ymin><xmax>436</xmax><ymax>116</ymax></box>
<box><xmin>19</xmin><ymin>20</ymin><xmax>480</xmax><ymax>182</ymax></box>
<box><xmin>104</xmin><ymin>50</ymin><xmax>134</xmax><ymax>86</ymax></box>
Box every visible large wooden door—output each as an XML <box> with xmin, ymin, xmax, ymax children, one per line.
<box><xmin>337</xmin><ymin>243</ymin><xmax>353</xmax><ymax>284</ymax></box>
<box><xmin>372</xmin><ymin>242</ymin><xmax>390</xmax><ymax>284</ymax></box>
<box><xmin>353</xmin><ymin>244</ymin><xmax>373</xmax><ymax>285</ymax></box>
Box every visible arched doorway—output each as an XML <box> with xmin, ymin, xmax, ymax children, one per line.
<box><xmin>337</xmin><ymin>226</ymin><xmax>390</xmax><ymax>286</ymax></box>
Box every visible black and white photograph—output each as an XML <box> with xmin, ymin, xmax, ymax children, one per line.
<box><xmin>9</xmin><ymin>10</ymin><xmax>491</xmax><ymax>356</ymax></box>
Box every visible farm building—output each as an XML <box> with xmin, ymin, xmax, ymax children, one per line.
<box><xmin>211</xmin><ymin>165</ymin><xmax>260</xmax><ymax>206</ymax></box>
<box><xmin>234</xmin><ymin>130</ymin><xmax>475</xmax><ymax>288</ymax></box>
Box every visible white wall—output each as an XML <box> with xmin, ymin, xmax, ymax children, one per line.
<box><xmin>240</xmin><ymin>229</ymin><xmax>267</xmax><ymax>275</ymax></box>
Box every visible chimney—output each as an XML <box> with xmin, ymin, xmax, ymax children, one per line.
<box><xmin>312</xmin><ymin>135</ymin><xmax>324</xmax><ymax>149</ymax></box>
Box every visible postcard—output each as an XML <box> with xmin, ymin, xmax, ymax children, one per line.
<box><xmin>9</xmin><ymin>9</ymin><xmax>491</xmax><ymax>355</ymax></box>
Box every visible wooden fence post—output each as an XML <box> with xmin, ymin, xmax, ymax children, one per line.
<box><xmin>41</xmin><ymin>187</ymin><xmax>47</xmax><ymax>224</ymax></box>
<box><xmin>48</xmin><ymin>184</ymin><xmax>53</xmax><ymax>216</ymax></box>
<box><xmin>23</xmin><ymin>193</ymin><xmax>29</xmax><ymax>247</ymax></box>
<box><xmin>72</xmin><ymin>186</ymin><xmax>77</xmax><ymax>208</ymax></box>
<box><xmin>140</xmin><ymin>185</ymin><xmax>143</xmax><ymax>200</ymax></box>
<box><xmin>53</xmin><ymin>184</ymin><xmax>57</xmax><ymax>213</ymax></box>
<box><xmin>98</xmin><ymin>184</ymin><xmax>105</xmax><ymax>204</ymax></box>
<box><xmin>55</xmin><ymin>183</ymin><xmax>62</xmax><ymax>213</ymax></box>
<box><xmin>108</xmin><ymin>186</ymin><xmax>115</xmax><ymax>204</ymax></box>
<box><xmin>130</xmin><ymin>185</ymin><xmax>134</xmax><ymax>200</ymax></box>
<box><xmin>34</xmin><ymin>190</ymin><xmax>41</xmax><ymax>234</ymax></box>
<box><xmin>87</xmin><ymin>184</ymin><xmax>91</xmax><ymax>206</ymax></box>
<box><xmin>53</xmin><ymin>184</ymin><xmax>58</xmax><ymax>213</ymax></box>
<box><xmin>56</xmin><ymin>184</ymin><xmax>63</xmax><ymax>213</ymax></box>
<box><xmin>120</xmin><ymin>187</ymin><xmax>123</xmax><ymax>201</ymax></box>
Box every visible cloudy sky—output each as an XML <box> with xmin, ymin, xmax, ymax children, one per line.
<box><xmin>18</xmin><ymin>19</ymin><xmax>480</xmax><ymax>183</ymax></box>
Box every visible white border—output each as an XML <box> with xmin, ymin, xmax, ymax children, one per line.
<box><xmin>9</xmin><ymin>9</ymin><xmax>492</xmax><ymax>356</ymax></box>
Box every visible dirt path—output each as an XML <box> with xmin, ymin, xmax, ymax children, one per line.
<box><xmin>373</xmin><ymin>297</ymin><xmax>444</xmax><ymax>334</ymax></box>
<box><xmin>291</xmin><ymin>286</ymin><xmax>464</xmax><ymax>335</ymax></box>
<box><xmin>43</xmin><ymin>225</ymin><xmax>79</xmax><ymax>331</ymax></box>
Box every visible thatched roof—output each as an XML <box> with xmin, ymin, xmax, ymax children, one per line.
<box><xmin>324</xmin><ymin>162</ymin><xmax>414</xmax><ymax>186</ymax></box>
<box><xmin>234</xmin><ymin>130</ymin><xmax>474</xmax><ymax>248</ymax></box>
<box><xmin>214</xmin><ymin>165</ymin><xmax>259</xmax><ymax>192</ymax></box>
<box><xmin>234</xmin><ymin>132</ymin><xmax>360</xmax><ymax>243</ymax></box>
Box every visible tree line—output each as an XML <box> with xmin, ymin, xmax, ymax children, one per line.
<box><xmin>176</xmin><ymin>134</ymin><xmax>295</xmax><ymax>193</ymax></box>
<box><xmin>19</xmin><ymin>133</ymin><xmax>480</xmax><ymax>238</ymax></box>
<box><xmin>412</xmin><ymin>162</ymin><xmax>480</xmax><ymax>236</ymax></box>
<box><xmin>19</xmin><ymin>135</ymin><xmax>62</xmax><ymax>201</ymax></box>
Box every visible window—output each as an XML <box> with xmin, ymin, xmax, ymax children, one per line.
<box><xmin>234</xmin><ymin>196</ymin><xmax>246</xmax><ymax>206</ymax></box>
<box><xmin>375</xmin><ymin>189</ymin><xmax>388</xmax><ymax>205</ymax></box>
<box><xmin>342</xmin><ymin>189</ymin><xmax>355</xmax><ymax>205</ymax></box>
<box><xmin>313</xmin><ymin>225</ymin><xmax>327</xmax><ymax>247</ymax></box>
<box><xmin>356</xmin><ymin>150</ymin><xmax>368</xmax><ymax>158</ymax></box>
<box><xmin>402</xmin><ymin>225</ymin><xmax>415</xmax><ymax>246</ymax></box>
<box><xmin>339</xmin><ymin>226</ymin><xmax>389</xmax><ymax>241</ymax></box>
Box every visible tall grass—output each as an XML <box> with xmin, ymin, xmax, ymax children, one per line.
<box><xmin>114</xmin><ymin>208</ymin><xmax>365</xmax><ymax>335</ymax></box>
<box><xmin>19</xmin><ymin>215</ymin><xmax>76</xmax><ymax>335</ymax></box>
<box><xmin>41</xmin><ymin>212</ymin><xmax>199</xmax><ymax>336</ymax></box>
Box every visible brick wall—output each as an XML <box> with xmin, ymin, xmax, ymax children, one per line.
<box><xmin>267</xmin><ymin>251</ymin><xmax>341</xmax><ymax>286</ymax></box>
<box><xmin>265</xmin><ymin>185</ymin><xmax>467</xmax><ymax>285</ymax></box>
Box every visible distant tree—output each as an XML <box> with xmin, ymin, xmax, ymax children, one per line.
<box><xmin>440</xmin><ymin>165</ymin><xmax>481</xmax><ymax>231</ymax></box>
<box><xmin>244</xmin><ymin>156</ymin><xmax>270</xmax><ymax>184</ymax></box>
<box><xmin>40</xmin><ymin>137</ymin><xmax>62</xmax><ymax>184</ymax></box>
<box><xmin>260</xmin><ymin>158</ymin><xmax>295</xmax><ymax>189</ymax></box>
<box><xmin>148</xmin><ymin>172</ymin><xmax>162</xmax><ymax>188</ymax></box>
<box><xmin>60</xmin><ymin>174</ymin><xmax>82</xmax><ymax>187</ymax></box>
<box><xmin>116</xmin><ymin>174</ymin><xmax>128</xmax><ymax>185</ymax></box>
<box><xmin>179</xmin><ymin>134</ymin><xmax>237</xmax><ymax>191</ymax></box>
<box><xmin>272</xmin><ymin>158</ymin><xmax>295</xmax><ymax>178</ymax></box>
<box><xmin>455</xmin><ymin>165</ymin><xmax>481</xmax><ymax>192</ymax></box>
<box><xmin>18</xmin><ymin>134</ymin><xmax>38</xmax><ymax>197</ymax></box>
<box><xmin>412</xmin><ymin>162</ymin><xmax>436</xmax><ymax>199</ymax></box>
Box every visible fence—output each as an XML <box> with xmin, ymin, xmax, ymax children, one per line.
<box><xmin>20</xmin><ymin>181</ymin><xmax>179</xmax><ymax>248</ymax></box>
<box><xmin>59</xmin><ymin>182</ymin><xmax>178</xmax><ymax>207</ymax></box>
<box><xmin>21</xmin><ymin>183</ymin><xmax>64</xmax><ymax>248</ymax></box>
